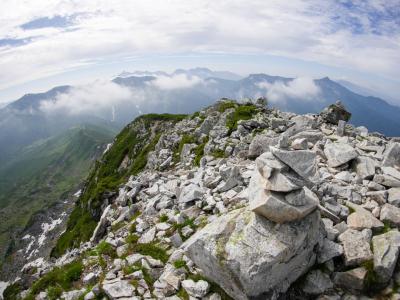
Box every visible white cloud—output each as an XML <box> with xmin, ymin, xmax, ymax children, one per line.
<box><xmin>256</xmin><ymin>77</ymin><xmax>321</xmax><ymax>104</ymax></box>
<box><xmin>149</xmin><ymin>74</ymin><xmax>204</xmax><ymax>90</ymax></box>
<box><xmin>0</xmin><ymin>0</ymin><xmax>399</xmax><ymax>95</ymax></box>
<box><xmin>40</xmin><ymin>80</ymin><xmax>136</xmax><ymax>115</ymax></box>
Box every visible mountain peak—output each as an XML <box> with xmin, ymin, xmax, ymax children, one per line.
<box><xmin>6</xmin><ymin>99</ymin><xmax>400</xmax><ymax>299</ymax></box>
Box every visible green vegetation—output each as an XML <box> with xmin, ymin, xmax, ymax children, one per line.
<box><xmin>53</xmin><ymin>114</ymin><xmax>186</xmax><ymax>257</ymax></box>
<box><xmin>3</xmin><ymin>282</ymin><xmax>22</xmax><ymax>300</ymax></box>
<box><xmin>159</xmin><ymin>214</ymin><xmax>169</xmax><ymax>222</ymax></box>
<box><xmin>193</xmin><ymin>136</ymin><xmax>209</xmax><ymax>166</ymax></box>
<box><xmin>173</xmin><ymin>134</ymin><xmax>197</xmax><ymax>162</ymax></box>
<box><xmin>0</xmin><ymin>124</ymin><xmax>116</xmax><ymax>266</ymax></box>
<box><xmin>173</xmin><ymin>259</ymin><xmax>187</xmax><ymax>269</ymax></box>
<box><xmin>47</xmin><ymin>286</ymin><xmax>63</xmax><ymax>300</ymax></box>
<box><xmin>217</xmin><ymin>100</ymin><xmax>236</xmax><ymax>113</ymax></box>
<box><xmin>172</xmin><ymin>218</ymin><xmax>197</xmax><ymax>241</ymax></box>
<box><xmin>95</xmin><ymin>241</ymin><xmax>117</xmax><ymax>258</ymax></box>
<box><xmin>20</xmin><ymin>260</ymin><xmax>84</xmax><ymax>299</ymax></box>
<box><xmin>226</xmin><ymin>104</ymin><xmax>258</xmax><ymax>134</ymax></box>
<box><xmin>177</xmin><ymin>287</ymin><xmax>190</xmax><ymax>300</ymax></box>
<box><xmin>211</xmin><ymin>149</ymin><xmax>226</xmax><ymax>158</ymax></box>
<box><xmin>131</xmin><ymin>242</ymin><xmax>169</xmax><ymax>263</ymax></box>
<box><xmin>362</xmin><ymin>260</ymin><xmax>380</xmax><ymax>289</ymax></box>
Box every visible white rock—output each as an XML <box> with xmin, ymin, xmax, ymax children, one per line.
<box><xmin>182</xmin><ymin>279</ymin><xmax>210</xmax><ymax>298</ymax></box>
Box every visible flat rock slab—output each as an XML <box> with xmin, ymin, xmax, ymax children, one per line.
<box><xmin>183</xmin><ymin>208</ymin><xmax>320</xmax><ymax>300</ymax></box>
<box><xmin>102</xmin><ymin>280</ymin><xmax>135</xmax><ymax>299</ymax></box>
<box><xmin>324</xmin><ymin>142</ymin><xmax>358</xmax><ymax>168</ymax></box>
<box><xmin>382</xmin><ymin>143</ymin><xmax>400</xmax><ymax>168</ymax></box>
<box><xmin>380</xmin><ymin>204</ymin><xmax>400</xmax><ymax>227</ymax></box>
<box><xmin>388</xmin><ymin>188</ymin><xmax>400</xmax><ymax>207</ymax></box>
<box><xmin>334</xmin><ymin>267</ymin><xmax>367</xmax><ymax>291</ymax></box>
<box><xmin>338</xmin><ymin>229</ymin><xmax>373</xmax><ymax>266</ymax></box>
<box><xmin>346</xmin><ymin>202</ymin><xmax>384</xmax><ymax>232</ymax></box>
<box><xmin>270</xmin><ymin>147</ymin><xmax>318</xmax><ymax>181</ymax></box>
<box><xmin>372</xmin><ymin>230</ymin><xmax>400</xmax><ymax>283</ymax></box>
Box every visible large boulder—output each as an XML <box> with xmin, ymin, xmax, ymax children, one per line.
<box><xmin>248</xmin><ymin>135</ymin><xmax>279</xmax><ymax>159</ymax></box>
<box><xmin>324</xmin><ymin>142</ymin><xmax>358</xmax><ymax>168</ymax></box>
<box><xmin>183</xmin><ymin>208</ymin><xmax>321</xmax><ymax>300</ymax></box>
<box><xmin>382</xmin><ymin>142</ymin><xmax>400</xmax><ymax>168</ymax></box>
<box><xmin>372</xmin><ymin>230</ymin><xmax>400</xmax><ymax>284</ymax></box>
<box><xmin>320</xmin><ymin>101</ymin><xmax>351</xmax><ymax>125</ymax></box>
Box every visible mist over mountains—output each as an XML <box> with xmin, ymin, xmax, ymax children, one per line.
<box><xmin>1</xmin><ymin>68</ymin><xmax>399</xmax><ymax>159</ymax></box>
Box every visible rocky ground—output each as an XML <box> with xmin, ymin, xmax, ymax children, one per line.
<box><xmin>3</xmin><ymin>99</ymin><xmax>400</xmax><ymax>300</ymax></box>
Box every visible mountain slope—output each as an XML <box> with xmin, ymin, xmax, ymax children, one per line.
<box><xmin>51</xmin><ymin>113</ymin><xmax>187</xmax><ymax>257</ymax></box>
<box><xmin>0</xmin><ymin>124</ymin><xmax>116</xmax><ymax>273</ymax></box>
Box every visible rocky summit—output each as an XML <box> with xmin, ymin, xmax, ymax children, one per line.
<box><xmin>3</xmin><ymin>99</ymin><xmax>400</xmax><ymax>300</ymax></box>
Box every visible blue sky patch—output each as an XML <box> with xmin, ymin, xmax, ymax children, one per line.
<box><xmin>0</xmin><ymin>37</ymin><xmax>32</xmax><ymax>47</ymax></box>
<box><xmin>21</xmin><ymin>15</ymin><xmax>73</xmax><ymax>30</ymax></box>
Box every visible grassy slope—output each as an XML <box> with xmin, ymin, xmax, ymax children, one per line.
<box><xmin>0</xmin><ymin>124</ymin><xmax>116</xmax><ymax>261</ymax></box>
<box><xmin>52</xmin><ymin>114</ymin><xmax>187</xmax><ymax>257</ymax></box>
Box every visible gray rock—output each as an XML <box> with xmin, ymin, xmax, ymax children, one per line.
<box><xmin>83</xmin><ymin>272</ymin><xmax>97</xmax><ymax>285</ymax></box>
<box><xmin>322</xmin><ymin>218</ymin><xmax>339</xmax><ymax>241</ymax></box>
<box><xmin>374</xmin><ymin>174</ymin><xmax>400</xmax><ymax>188</ymax></box>
<box><xmin>249</xmin><ymin>172</ymin><xmax>318</xmax><ymax>223</ymax></box>
<box><xmin>388</xmin><ymin>188</ymin><xmax>400</xmax><ymax>207</ymax></box>
<box><xmin>291</xmin><ymin>138</ymin><xmax>308</xmax><ymax>150</ymax></box>
<box><xmin>372</xmin><ymin>230</ymin><xmax>400</xmax><ymax>283</ymax></box>
<box><xmin>337</xmin><ymin>120</ymin><xmax>346</xmax><ymax>136</ymax></box>
<box><xmin>366</xmin><ymin>191</ymin><xmax>387</xmax><ymax>205</ymax></box>
<box><xmin>354</xmin><ymin>156</ymin><xmax>376</xmax><ymax>180</ymax></box>
<box><xmin>254</xmin><ymin>152</ymin><xmax>305</xmax><ymax>192</ymax></box>
<box><xmin>324</xmin><ymin>142</ymin><xmax>358</xmax><ymax>168</ymax></box>
<box><xmin>303</xmin><ymin>270</ymin><xmax>333</xmax><ymax>295</ymax></box>
<box><xmin>270</xmin><ymin>147</ymin><xmax>319</xmax><ymax>181</ymax></box>
<box><xmin>320</xmin><ymin>101</ymin><xmax>351</xmax><ymax>125</ymax></box>
<box><xmin>338</xmin><ymin>229</ymin><xmax>373</xmax><ymax>266</ymax></box>
<box><xmin>138</xmin><ymin>227</ymin><xmax>156</xmax><ymax>244</ymax></box>
<box><xmin>178</xmin><ymin>184</ymin><xmax>204</xmax><ymax>203</ymax></box>
<box><xmin>90</xmin><ymin>205</ymin><xmax>112</xmax><ymax>243</ymax></box>
<box><xmin>380</xmin><ymin>203</ymin><xmax>400</xmax><ymax>227</ymax></box>
<box><xmin>84</xmin><ymin>291</ymin><xmax>95</xmax><ymax>300</ymax></box>
<box><xmin>102</xmin><ymin>280</ymin><xmax>135</xmax><ymax>299</ymax></box>
<box><xmin>289</xmin><ymin>130</ymin><xmax>324</xmax><ymax>145</ymax></box>
<box><xmin>334</xmin><ymin>267</ymin><xmax>367</xmax><ymax>291</ymax></box>
<box><xmin>181</xmin><ymin>279</ymin><xmax>210</xmax><ymax>298</ymax></box>
<box><xmin>317</xmin><ymin>238</ymin><xmax>343</xmax><ymax>264</ymax></box>
<box><xmin>183</xmin><ymin>208</ymin><xmax>320</xmax><ymax>299</ymax></box>
<box><xmin>382</xmin><ymin>167</ymin><xmax>400</xmax><ymax>181</ymax></box>
<box><xmin>61</xmin><ymin>289</ymin><xmax>86</xmax><ymax>300</ymax></box>
<box><xmin>170</xmin><ymin>232</ymin><xmax>183</xmax><ymax>248</ymax></box>
<box><xmin>346</xmin><ymin>202</ymin><xmax>384</xmax><ymax>232</ymax></box>
<box><xmin>248</xmin><ymin>135</ymin><xmax>278</xmax><ymax>158</ymax></box>
<box><xmin>382</xmin><ymin>143</ymin><xmax>400</xmax><ymax>168</ymax></box>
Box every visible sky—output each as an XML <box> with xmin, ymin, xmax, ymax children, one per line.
<box><xmin>0</xmin><ymin>0</ymin><xmax>399</xmax><ymax>104</ymax></box>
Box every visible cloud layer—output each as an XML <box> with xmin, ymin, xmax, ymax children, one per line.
<box><xmin>257</xmin><ymin>77</ymin><xmax>321</xmax><ymax>104</ymax></box>
<box><xmin>0</xmin><ymin>0</ymin><xmax>399</xmax><ymax>94</ymax></box>
<box><xmin>40</xmin><ymin>80</ymin><xmax>135</xmax><ymax>115</ymax></box>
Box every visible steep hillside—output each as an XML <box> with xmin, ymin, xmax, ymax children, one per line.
<box><xmin>51</xmin><ymin>114</ymin><xmax>187</xmax><ymax>258</ymax></box>
<box><xmin>0</xmin><ymin>124</ymin><xmax>116</xmax><ymax>274</ymax></box>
